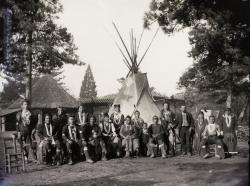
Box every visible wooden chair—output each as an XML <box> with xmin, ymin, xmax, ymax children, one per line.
<box><xmin>3</xmin><ymin>133</ymin><xmax>25</xmax><ymax>173</ymax></box>
<box><xmin>209</xmin><ymin>144</ymin><xmax>217</xmax><ymax>155</ymax></box>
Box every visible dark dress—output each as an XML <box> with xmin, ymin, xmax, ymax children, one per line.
<box><xmin>220</xmin><ymin>114</ymin><xmax>237</xmax><ymax>153</ymax></box>
<box><xmin>193</xmin><ymin>119</ymin><xmax>207</xmax><ymax>154</ymax></box>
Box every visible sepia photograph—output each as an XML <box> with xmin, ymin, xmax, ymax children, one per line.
<box><xmin>0</xmin><ymin>0</ymin><xmax>249</xmax><ymax>185</ymax></box>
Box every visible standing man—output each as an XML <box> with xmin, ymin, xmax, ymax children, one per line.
<box><xmin>16</xmin><ymin>99</ymin><xmax>32</xmax><ymax>163</ymax></box>
<box><xmin>76</xmin><ymin>105</ymin><xmax>89</xmax><ymax>126</ymax></box>
<box><xmin>53</xmin><ymin>106</ymin><xmax>67</xmax><ymax>161</ymax></box>
<box><xmin>53</xmin><ymin>106</ymin><xmax>67</xmax><ymax>140</ymax></box>
<box><xmin>220</xmin><ymin>108</ymin><xmax>238</xmax><ymax>156</ymax></box>
<box><xmin>193</xmin><ymin>111</ymin><xmax>207</xmax><ymax>155</ymax></box>
<box><xmin>176</xmin><ymin>105</ymin><xmax>194</xmax><ymax>156</ymax></box>
<box><xmin>160</xmin><ymin>101</ymin><xmax>177</xmax><ymax>157</ymax></box>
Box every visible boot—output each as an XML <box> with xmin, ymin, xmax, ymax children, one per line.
<box><xmin>125</xmin><ymin>151</ymin><xmax>130</xmax><ymax>158</ymax></box>
<box><xmin>150</xmin><ymin>152</ymin><xmax>155</xmax><ymax>158</ymax></box>
<box><xmin>216</xmin><ymin>145</ymin><xmax>224</xmax><ymax>159</ymax></box>
<box><xmin>84</xmin><ymin>150</ymin><xmax>94</xmax><ymax>163</ymax></box>
<box><xmin>101</xmin><ymin>152</ymin><xmax>107</xmax><ymax>161</ymax></box>
<box><xmin>68</xmin><ymin>153</ymin><xmax>73</xmax><ymax>165</ymax></box>
<box><xmin>160</xmin><ymin>145</ymin><xmax>167</xmax><ymax>159</ymax></box>
<box><xmin>55</xmin><ymin>150</ymin><xmax>62</xmax><ymax>166</ymax></box>
<box><xmin>135</xmin><ymin>150</ymin><xmax>139</xmax><ymax>158</ymax></box>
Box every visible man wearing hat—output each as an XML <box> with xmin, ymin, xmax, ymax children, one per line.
<box><xmin>220</xmin><ymin>108</ymin><xmax>238</xmax><ymax>156</ymax></box>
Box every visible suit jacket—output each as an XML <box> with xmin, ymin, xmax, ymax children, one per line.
<box><xmin>62</xmin><ymin>124</ymin><xmax>82</xmax><ymax>142</ymax></box>
<box><xmin>16</xmin><ymin>110</ymin><xmax>32</xmax><ymax>133</ymax></box>
<box><xmin>75</xmin><ymin>112</ymin><xmax>89</xmax><ymax>125</ymax></box>
<box><xmin>37</xmin><ymin>123</ymin><xmax>59</xmax><ymax>140</ymax></box>
<box><xmin>160</xmin><ymin>109</ymin><xmax>176</xmax><ymax>123</ymax></box>
<box><xmin>176</xmin><ymin>111</ymin><xmax>194</xmax><ymax>129</ymax></box>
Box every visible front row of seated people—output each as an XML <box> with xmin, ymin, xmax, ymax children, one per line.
<box><xmin>17</xmin><ymin>100</ymin><xmax>237</xmax><ymax>165</ymax></box>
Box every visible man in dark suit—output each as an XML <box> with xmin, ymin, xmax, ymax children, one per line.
<box><xmin>176</xmin><ymin>105</ymin><xmax>194</xmax><ymax>156</ymax></box>
<box><xmin>37</xmin><ymin>114</ymin><xmax>61</xmax><ymax>165</ymax></box>
<box><xmin>62</xmin><ymin>115</ymin><xmax>81</xmax><ymax>165</ymax></box>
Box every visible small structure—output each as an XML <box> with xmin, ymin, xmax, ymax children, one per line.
<box><xmin>79</xmin><ymin>95</ymin><xmax>115</xmax><ymax>116</ymax></box>
<box><xmin>1</xmin><ymin>75</ymin><xmax>78</xmax><ymax>131</ymax></box>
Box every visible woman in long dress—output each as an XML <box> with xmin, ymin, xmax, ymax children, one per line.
<box><xmin>193</xmin><ymin>111</ymin><xmax>207</xmax><ymax>155</ymax></box>
<box><xmin>220</xmin><ymin>108</ymin><xmax>237</xmax><ymax>155</ymax></box>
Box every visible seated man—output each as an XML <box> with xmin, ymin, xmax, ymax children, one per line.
<box><xmin>132</xmin><ymin>110</ymin><xmax>144</xmax><ymax>156</ymax></box>
<box><xmin>141</xmin><ymin>122</ymin><xmax>150</xmax><ymax>156</ymax></box>
<box><xmin>80</xmin><ymin>118</ymin><xmax>94</xmax><ymax>163</ymax></box>
<box><xmin>200</xmin><ymin>115</ymin><xmax>225</xmax><ymax>159</ymax></box>
<box><xmin>99</xmin><ymin>113</ymin><xmax>119</xmax><ymax>159</ymax></box>
<box><xmin>37</xmin><ymin>114</ymin><xmax>62</xmax><ymax>165</ymax></box>
<box><xmin>62</xmin><ymin>115</ymin><xmax>81</xmax><ymax>165</ymax></box>
<box><xmin>148</xmin><ymin>116</ymin><xmax>167</xmax><ymax>158</ymax></box>
<box><xmin>120</xmin><ymin>116</ymin><xmax>139</xmax><ymax>158</ymax></box>
<box><xmin>88</xmin><ymin>115</ymin><xmax>107</xmax><ymax>161</ymax></box>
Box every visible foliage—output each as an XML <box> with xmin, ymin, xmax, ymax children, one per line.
<box><xmin>144</xmin><ymin>0</ymin><xmax>250</xmax><ymax>97</ymax></box>
<box><xmin>79</xmin><ymin>65</ymin><xmax>97</xmax><ymax>99</ymax></box>
<box><xmin>0</xmin><ymin>0</ymin><xmax>83</xmax><ymax>77</ymax></box>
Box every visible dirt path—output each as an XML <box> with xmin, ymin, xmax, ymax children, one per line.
<box><xmin>1</xmin><ymin>142</ymin><xmax>248</xmax><ymax>186</ymax></box>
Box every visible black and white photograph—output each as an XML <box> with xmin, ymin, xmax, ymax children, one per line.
<box><xmin>0</xmin><ymin>0</ymin><xmax>249</xmax><ymax>185</ymax></box>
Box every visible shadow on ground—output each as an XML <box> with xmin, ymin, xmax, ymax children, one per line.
<box><xmin>47</xmin><ymin>176</ymin><xmax>157</xmax><ymax>186</ymax></box>
<box><xmin>176</xmin><ymin>161</ymin><xmax>249</xmax><ymax>186</ymax></box>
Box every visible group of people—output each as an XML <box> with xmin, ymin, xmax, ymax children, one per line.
<box><xmin>15</xmin><ymin>99</ymin><xmax>238</xmax><ymax>166</ymax></box>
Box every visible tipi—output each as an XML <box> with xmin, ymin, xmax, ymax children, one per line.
<box><xmin>109</xmin><ymin>23</ymin><xmax>160</xmax><ymax>124</ymax></box>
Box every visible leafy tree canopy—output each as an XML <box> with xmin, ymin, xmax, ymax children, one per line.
<box><xmin>0</xmin><ymin>0</ymin><xmax>83</xmax><ymax>77</ymax></box>
<box><xmin>144</xmin><ymin>0</ymin><xmax>250</xmax><ymax>97</ymax></box>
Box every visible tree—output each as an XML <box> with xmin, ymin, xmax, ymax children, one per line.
<box><xmin>0</xmin><ymin>74</ymin><xmax>25</xmax><ymax>108</ymax></box>
<box><xmin>144</xmin><ymin>0</ymin><xmax>250</xmax><ymax>108</ymax></box>
<box><xmin>79</xmin><ymin>65</ymin><xmax>97</xmax><ymax>99</ymax></box>
<box><xmin>0</xmin><ymin>0</ymin><xmax>83</xmax><ymax>102</ymax></box>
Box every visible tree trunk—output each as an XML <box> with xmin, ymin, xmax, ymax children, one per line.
<box><xmin>226</xmin><ymin>87</ymin><xmax>232</xmax><ymax>108</ymax></box>
<box><xmin>25</xmin><ymin>31</ymin><xmax>32</xmax><ymax>104</ymax></box>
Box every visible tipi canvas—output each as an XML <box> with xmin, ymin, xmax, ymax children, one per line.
<box><xmin>110</xmin><ymin>72</ymin><xmax>160</xmax><ymax>124</ymax></box>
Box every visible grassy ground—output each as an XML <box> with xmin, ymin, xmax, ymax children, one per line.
<box><xmin>0</xmin><ymin>141</ymin><xmax>248</xmax><ymax>186</ymax></box>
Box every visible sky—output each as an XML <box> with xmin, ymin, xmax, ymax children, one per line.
<box><xmin>0</xmin><ymin>0</ymin><xmax>193</xmax><ymax>98</ymax></box>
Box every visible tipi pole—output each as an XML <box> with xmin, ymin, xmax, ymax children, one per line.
<box><xmin>137</xmin><ymin>26</ymin><xmax>160</xmax><ymax>68</ymax></box>
<box><xmin>112</xmin><ymin>22</ymin><xmax>134</xmax><ymax>63</ymax></box>
<box><xmin>114</xmin><ymin>39</ymin><xmax>132</xmax><ymax>69</ymax></box>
